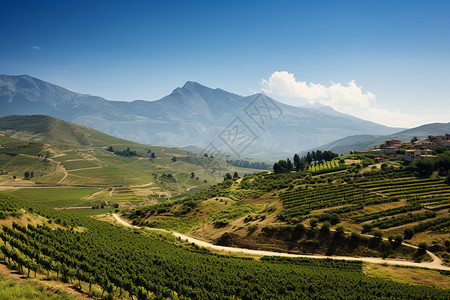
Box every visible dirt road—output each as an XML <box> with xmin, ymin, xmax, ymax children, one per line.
<box><xmin>112</xmin><ymin>214</ymin><xmax>450</xmax><ymax>271</ymax></box>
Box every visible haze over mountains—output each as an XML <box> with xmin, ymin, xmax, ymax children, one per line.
<box><xmin>0</xmin><ymin>74</ymin><xmax>403</xmax><ymax>159</ymax></box>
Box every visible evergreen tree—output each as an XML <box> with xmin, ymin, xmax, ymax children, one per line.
<box><xmin>233</xmin><ymin>171</ymin><xmax>239</xmax><ymax>178</ymax></box>
<box><xmin>316</xmin><ymin>150</ymin><xmax>323</xmax><ymax>162</ymax></box>
<box><xmin>286</xmin><ymin>158</ymin><xmax>293</xmax><ymax>171</ymax></box>
<box><xmin>311</xmin><ymin>151</ymin><xmax>317</xmax><ymax>162</ymax></box>
<box><xmin>293</xmin><ymin>154</ymin><xmax>301</xmax><ymax>171</ymax></box>
<box><xmin>273</xmin><ymin>162</ymin><xmax>281</xmax><ymax>174</ymax></box>
<box><xmin>306</xmin><ymin>152</ymin><xmax>313</xmax><ymax>164</ymax></box>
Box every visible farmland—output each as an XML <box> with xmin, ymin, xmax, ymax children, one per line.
<box><xmin>126</xmin><ymin>155</ymin><xmax>450</xmax><ymax>265</ymax></box>
<box><xmin>0</xmin><ymin>193</ymin><xmax>449</xmax><ymax>299</ymax></box>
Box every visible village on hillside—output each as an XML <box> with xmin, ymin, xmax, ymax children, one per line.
<box><xmin>351</xmin><ymin>133</ymin><xmax>450</xmax><ymax>162</ymax></box>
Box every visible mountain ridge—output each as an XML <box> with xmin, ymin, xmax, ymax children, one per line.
<box><xmin>0</xmin><ymin>74</ymin><xmax>403</xmax><ymax>159</ymax></box>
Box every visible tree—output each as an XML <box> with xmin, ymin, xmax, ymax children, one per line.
<box><xmin>306</xmin><ymin>152</ymin><xmax>313</xmax><ymax>164</ymax></box>
<box><xmin>172</xmin><ymin>156</ymin><xmax>177</xmax><ymax>162</ymax></box>
<box><xmin>309</xmin><ymin>218</ymin><xmax>318</xmax><ymax>228</ymax></box>
<box><xmin>190</xmin><ymin>172</ymin><xmax>195</xmax><ymax>178</ymax></box>
<box><xmin>151</xmin><ymin>153</ymin><xmax>156</xmax><ymax>158</ymax></box>
<box><xmin>24</xmin><ymin>171</ymin><xmax>30</xmax><ymax>179</ymax></box>
<box><xmin>316</xmin><ymin>150</ymin><xmax>323</xmax><ymax>162</ymax></box>
<box><xmin>273</xmin><ymin>162</ymin><xmax>282</xmax><ymax>174</ymax></box>
<box><xmin>311</xmin><ymin>151</ymin><xmax>317</xmax><ymax>163</ymax></box>
<box><xmin>224</xmin><ymin>173</ymin><xmax>232</xmax><ymax>180</ymax></box>
<box><xmin>411</xmin><ymin>136</ymin><xmax>418</xmax><ymax>144</ymax></box>
<box><xmin>414</xmin><ymin>158</ymin><xmax>436</xmax><ymax>177</ymax></box>
<box><xmin>445</xmin><ymin>172</ymin><xmax>450</xmax><ymax>185</ymax></box>
<box><xmin>204</xmin><ymin>153</ymin><xmax>208</xmax><ymax>157</ymax></box>
<box><xmin>404</xmin><ymin>227</ymin><xmax>414</xmax><ymax>239</ymax></box>
<box><xmin>293</xmin><ymin>154</ymin><xmax>301</xmax><ymax>171</ymax></box>
<box><xmin>106</xmin><ymin>146</ymin><xmax>114</xmax><ymax>152</ymax></box>
<box><xmin>233</xmin><ymin>171</ymin><xmax>239</xmax><ymax>178</ymax></box>
<box><xmin>298</xmin><ymin>158</ymin><xmax>307</xmax><ymax>171</ymax></box>
<box><xmin>394</xmin><ymin>235</ymin><xmax>403</xmax><ymax>246</ymax></box>
<box><xmin>418</xmin><ymin>242</ymin><xmax>427</xmax><ymax>254</ymax></box>
<box><xmin>286</xmin><ymin>158</ymin><xmax>293</xmax><ymax>171</ymax></box>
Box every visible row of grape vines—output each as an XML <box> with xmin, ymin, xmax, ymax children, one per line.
<box><xmin>1</xmin><ymin>193</ymin><xmax>449</xmax><ymax>299</ymax></box>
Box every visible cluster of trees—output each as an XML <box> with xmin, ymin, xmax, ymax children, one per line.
<box><xmin>413</xmin><ymin>150</ymin><xmax>450</xmax><ymax>177</ymax></box>
<box><xmin>24</xmin><ymin>171</ymin><xmax>34</xmax><ymax>179</ymax></box>
<box><xmin>226</xmin><ymin>160</ymin><xmax>271</xmax><ymax>170</ymax></box>
<box><xmin>224</xmin><ymin>172</ymin><xmax>239</xmax><ymax>180</ymax></box>
<box><xmin>273</xmin><ymin>150</ymin><xmax>338</xmax><ymax>174</ymax></box>
<box><xmin>404</xmin><ymin>216</ymin><xmax>450</xmax><ymax>239</ymax></box>
<box><xmin>106</xmin><ymin>146</ymin><xmax>138</xmax><ymax>157</ymax></box>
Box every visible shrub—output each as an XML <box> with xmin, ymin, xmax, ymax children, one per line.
<box><xmin>394</xmin><ymin>235</ymin><xmax>403</xmax><ymax>246</ymax></box>
<box><xmin>320</xmin><ymin>221</ymin><xmax>331</xmax><ymax>235</ymax></box>
<box><xmin>309</xmin><ymin>218</ymin><xmax>318</xmax><ymax>228</ymax></box>
<box><xmin>373</xmin><ymin>229</ymin><xmax>383</xmax><ymax>239</ymax></box>
<box><xmin>404</xmin><ymin>227</ymin><xmax>414</xmax><ymax>239</ymax></box>
<box><xmin>418</xmin><ymin>242</ymin><xmax>427</xmax><ymax>254</ymax></box>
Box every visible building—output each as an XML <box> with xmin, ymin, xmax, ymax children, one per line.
<box><xmin>414</xmin><ymin>140</ymin><xmax>434</xmax><ymax>146</ymax></box>
<box><xmin>404</xmin><ymin>149</ymin><xmax>433</xmax><ymax>162</ymax></box>
<box><xmin>385</xmin><ymin>140</ymin><xmax>402</xmax><ymax>148</ymax></box>
<box><xmin>381</xmin><ymin>147</ymin><xmax>397</xmax><ymax>154</ymax></box>
<box><xmin>435</xmin><ymin>136</ymin><xmax>447</xmax><ymax>144</ymax></box>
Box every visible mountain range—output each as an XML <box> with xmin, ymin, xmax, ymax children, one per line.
<box><xmin>0</xmin><ymin>74</ymin><xmax>403</xmax><ymax>159</ymax></box>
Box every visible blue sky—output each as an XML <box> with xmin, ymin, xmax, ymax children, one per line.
<box><xmin>1</xmin><ymin>0</ymin><xmax>449</xmax><ymax>127</ymax></box>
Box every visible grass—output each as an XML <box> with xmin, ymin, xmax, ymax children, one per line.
<box><xmin>62</xmin><ymin>160</ymin><xmax>99</xmax><ymax>170</ymax></box>
<box><xmin>363</xmin><ymin>263</ymin><xmax>450</xmax><ymax>289</ymax></box>
<box><xmin>4</xmin><ymin>188</ymin><xmax>100</xmax><ymax>208</ymax></box>
<box><xmin>0</xmin><ymin>275</ymin><xmax>75</xmax><ymax>300</ymax></box>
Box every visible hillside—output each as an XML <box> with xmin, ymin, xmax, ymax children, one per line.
<box><xmin>0</xmin><ymin>115</ymin><xmax>260</xmax><ymax>215</ymax></box>
<box><xmin>1</xmin><ymin>192</ymin><xmax>449</xmax><ymax>299</ymax></box>
<box><xmin>0</xmin><ymin>114</ymin><xmax>142</xmax><ymax>147</ymax></box>
<box><xmin>125</xmin><ymin>152</ymin><xmax>450</xmax><ymax>265</ymax></box>
<box><xmin>313</xmin><ymin>122</ymin><xmax>450</xmax><ymax>155</ymax></box>
<box><xmin>0</xmin><ymin>75</ymin><xmax>403</xmax><ymax>159</ymax></box>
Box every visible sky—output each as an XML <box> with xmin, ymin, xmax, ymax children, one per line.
<box><xmin>1</xmin><ymin>0</ymin><xmax>449</xmax><ymax>128</ymax></box>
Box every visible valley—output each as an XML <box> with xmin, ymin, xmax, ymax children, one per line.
<box><xmin>0</xmin><ymin>116</ymin><xmax>448</xmax><ymax>299</ymax></box>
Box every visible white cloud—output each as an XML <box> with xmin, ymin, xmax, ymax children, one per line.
<box><xmin>261</xmin><ymin>71</ymin><xmax>420</xmax><ymax>127</ymax></box>
<box><xmin>31</xmin><ymin>46</ymin><xmax>41</xmax><ymax>50</ymax></box>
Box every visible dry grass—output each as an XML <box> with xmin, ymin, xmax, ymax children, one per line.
<box><xmin>363</xmin><ymin>263</ymin><xmax>450</xmax><ymax>289</ymax></box>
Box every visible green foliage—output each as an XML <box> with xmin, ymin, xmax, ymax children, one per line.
<box><xmin>1</xmin><ymin>194</ymin><xmax>448</xmax><ymax>299</ymax></box>
<box><xmin>226</xmin><ymin>159</ymin><xmax>271</xmax><ymax>170</ymax></box>
<box><xmin>414</xmin><ymin>158</ymin><xmax>436</xmax><ymax>177</ymax></box>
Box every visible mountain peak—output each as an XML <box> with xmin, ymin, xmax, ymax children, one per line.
<box><xmin>182</xmin><ymin>81</ymin><xmax>205</xmax><ymax>89</ymax></box>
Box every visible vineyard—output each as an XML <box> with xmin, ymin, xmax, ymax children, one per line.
<box><xmin>275</xmin><ymin>168</ymin><xmax>450</xmax><ymax>250</ymax></box>
<box><xmin>307</xmin><ymin>160</ymin><xmax>343</xmax><ymax>173</ymax></box>
<box><xmin>1</xmin><ymin>193</ymin><xmax>449</xmax><ymax>299</ymax></box>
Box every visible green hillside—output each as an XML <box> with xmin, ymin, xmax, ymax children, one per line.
<box><xmin>0</xmin><ymin>193</ymin><xmax>449</xmax><ymax>299</ymax></box>
<box><xmin>0</xmin><ymin>115</ymin><xmax>143</xmax><ymax>147</ymax></box>
<box><xmin>126</xmin><ymin>153</ymin><xmax>450</xmax><ymax>264</ymax></box>
<box><xmin>0</xmin><ymin>115</ymin><xmax>260</xmax><ymax>217</ymax></box>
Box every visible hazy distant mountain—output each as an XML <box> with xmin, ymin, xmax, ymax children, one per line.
<box><xmin>312</xmin><ymin>122</ymin><xmax>450</xmax><ymax>155</ymax></box>
<box><xmin>0</xmin><ymin>74</ymin><xmax>403</xmax><ymax>159</ymax></box>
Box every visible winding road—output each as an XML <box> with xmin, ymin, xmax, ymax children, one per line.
<box><xmin>112</xmin><ymin>214</ymin><xmax>450</xmax><ymax>271</ymax></box>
